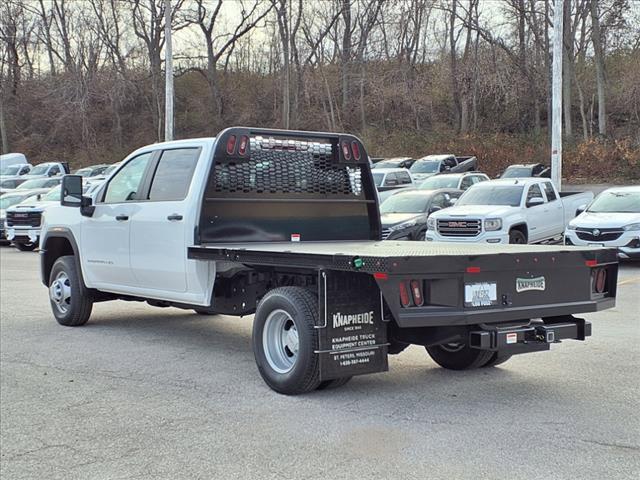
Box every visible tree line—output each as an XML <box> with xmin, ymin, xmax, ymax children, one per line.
<box><xmin>0</xmin><ymin>0</ymin><xmax>638</xmax><ymax>179</ymax></box>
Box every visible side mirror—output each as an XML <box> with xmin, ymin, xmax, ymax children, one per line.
<box><xmin>61</xmin><ymin>175</ymin><xmax>83</xmax><ymax>207</ymax></box>
<box><xmin>575</xmin><ymin>204</ymin><xmax>587</xmax><ymax>216</ymax></box>
<box><xmin>526</xmin><ymin>197</ymin><xmax>545</xmax><ymax>208</ymax></box>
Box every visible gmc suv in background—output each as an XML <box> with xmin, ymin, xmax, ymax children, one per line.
<box><xmin>39</xmin><ymin>127</ymin><xmax>617</xmax><ymax>395</ymax></box>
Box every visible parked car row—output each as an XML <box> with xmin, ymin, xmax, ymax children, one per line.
<box><xmin>1</xmin><ymin>152</ymin><xmax>118</xmax><ymax>251</ymax></box>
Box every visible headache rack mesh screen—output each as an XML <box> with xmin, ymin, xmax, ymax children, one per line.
<box><xmin>210</xmin><ymin>136</ymin><xmax>363</xmax><ymax>197</ymax></box>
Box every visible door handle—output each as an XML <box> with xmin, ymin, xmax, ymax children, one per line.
<box><xmin>115</xmin><ymin>214</ymin><xmax>129</xmax><ymax>221</ymax></box>
<box><xmin>167</xmin><ymin>214</ymin><xmax>183</xmax><ymax>221</ymax></box>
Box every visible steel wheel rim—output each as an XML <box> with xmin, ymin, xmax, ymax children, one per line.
<box><xmin>49</xmin><ymin>271</ymin><xmax>72</xmax><ymax>314</ymax></box>
<box><xmin>440</xmin><ymin>342</ymin><xmax>464</xmax><ymax>353</ymax></box>
<box><xmin>263</xmin><ymin>309</ymin><xmax>299</xmax><ymax>374</ymax></box>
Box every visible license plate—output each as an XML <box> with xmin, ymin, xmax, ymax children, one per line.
<box><xmin>589</xmin><ymin>243</ymin><xmax>604</xmax><ymax>247</ymax></box>
<box><xmin>465</xmin><ymin>282</ymin><xmax>497</xmax><ymax>307</ymax></box>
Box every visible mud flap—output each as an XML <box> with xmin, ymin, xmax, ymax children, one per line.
<box><xmin>316</xmin><ymin>270</ymin><xmax>388</xmax><ymax>381</ymax></box>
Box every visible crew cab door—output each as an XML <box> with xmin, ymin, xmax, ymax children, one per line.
<box><xmin>81</xmin><ymin>152</ymin><xmax>154</xmax><ymax>287</ymax></box>
<box><xmin>540</xmin><ymin>181</ymin><xmax>564</xmax><ymax>238</ymax></box>
<box><xmin>129</xmin><ymin>148</ymin><xmax>200</xmax><ymax>292</ymax></box>
<box><xmin>524</xmin><ymin>183</ymin><xmax>547</xmax><ymax>242</ymax></box>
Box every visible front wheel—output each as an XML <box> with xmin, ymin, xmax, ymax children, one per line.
<box><xmin>252</xmin><ymin>287</ymin><xmax>321</xmax><ymax>395</ymax></box>
<box><xmin>15</xmin><ymin>241</ymin><xmax>38</xmax><ymax>251</ymax></box>
<box><xmin>509</xmin><ymin>230</ymin><xmax>527</xmax><ymax>244</ymax></box>
<box><xmin>425</xmin><ymin>342</ymin><xmax>494</xmax><ymax>370</ymax></box>
<box><xmin>49</xmin><ymin>256</ymin><xmax>93</xmax><ymax>327</ymax></box>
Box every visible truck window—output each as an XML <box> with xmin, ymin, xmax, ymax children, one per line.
<box><xmin>148</xmin><ymin>148</ymin><xmax>199</xmax><ymax>201</ymax></box>
<box><xmin>542</xmin><ymin>182</ymin><xmax>557</xmax><ymax>201</ymax></box>
<box><xmin>49</xmin><ymin>165</ymin><xmax>60</xmax><ymax>175</ymax></box>
<box><xmin>397</xmin><ymin>171</ymin><xmax>412</xmax><ymax>184</ymax></box>
<box><xmin>526</xmin><ymin>184</ymin><xmax>544</xmax><ymax>203</ymax></box>
<box><xmin>460</xmin><ymin>176</ymin><xmax>473</xmax><ymax>190</ymax></box>
<box><xmin>384</xmin><ymin>173</ymin><xmax>398</xmax><ymax>186</ymax></box>
<box><xmin>103</xmin><ymin>152</ymin><xmax>153</xmax><ymax>203</ymax></box>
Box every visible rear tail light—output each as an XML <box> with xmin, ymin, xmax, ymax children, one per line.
<box><xmin>238</xmin><ymin>135</ymin><xmax>249</xmax><ymax>156</ymax></box>
<box><xmin>410</xmin><ymin>280</ymin><xmax>424</xmax><ymax>306</ymax></box>
<box><xmin>593</xmin><ymin>268</ymin><xmax>608</xmax><ymax>294</ymax></box>
<box><xmin>399</xmin><ymin>281</ymin><xmax>412</xmax><ymax>307</ymax></box>
<box><xmin>341</xmin><ymin>141</ymin><xmax>351</xmax><ymax>160</ymax></box>
<box><xmin>351</xmin><ymin>141</ymin><xmax>361</xmax><ymax>161</ymax></box>
<box><xmin>226</xmin><ymin>135</ymin><xmax>237</xmax><ymax>155</ymax></box>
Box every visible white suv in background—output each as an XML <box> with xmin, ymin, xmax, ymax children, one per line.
<box><xmin>565</xmin><ymin>186</ymin><xmax>640</xmax><ymax>260</ymax></box>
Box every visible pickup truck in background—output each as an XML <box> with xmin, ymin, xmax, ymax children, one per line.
<box><xmin>21</xmin><ymin>161</ymin><xmax>70</xmax><ymax>180</ymax></box>
<box><xmin>409</xmin><ymin>154</ymin><xmax>478</xmax><ymax>182</ymax></box>
<box><xmin>426</xmin><ymin>178</ymin><xmax>594</xmax><ymax>245</ymax></box>
<box><xmin>39</xmin><ymin>127</ymin><xmax>616</xmax><ymax>395</ymax></box>
<box><xmin>371</xmin><ymin>157</ymin><xmax>415</xmax><ymax>169</ymax></box>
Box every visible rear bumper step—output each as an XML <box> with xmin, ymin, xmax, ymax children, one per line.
<box><xmin>469</xmin><ymin>316</ymin><xmax>591</xmax><ymax>353</ymax></box>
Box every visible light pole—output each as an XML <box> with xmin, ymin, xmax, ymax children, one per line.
<box><xmin>164</xmin><ymin>0</ymin><xmax>174</xmax><ymax>142</ymax></box>
<box><xmin>551</xmin><ymin>0</ymin><xmax>564</xmax><ymax>190</ymax></box>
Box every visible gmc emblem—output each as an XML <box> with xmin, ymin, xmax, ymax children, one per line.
<box><xmin>448</xmin><ymin>221</ymin><xmax>467</xmax><ymax>228</ymax></box>
<box><xmin>13</xmin><ymin>213</ymin><xmax>28</xmax><ymax>218</ymax></box>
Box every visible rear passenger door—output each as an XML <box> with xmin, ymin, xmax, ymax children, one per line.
<box><xmin>129</xmin><ymin>148</ymin><xmax>200</xmax><ymax>293</ymax></box>
<box><xmin>525</xmin><ymin>183</ymin><xmax>547</xmax><ymax>242</ymax></box>
<box><xmin>541</xmin><ymin>181</ymin><xmax>563</xmax><ymax>236</ymax></box>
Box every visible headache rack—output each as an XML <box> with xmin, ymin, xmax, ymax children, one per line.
<box><xmin>196</xmin><ymin>127</ymin><xmax>381</xmax><ymax>244</ymax></box>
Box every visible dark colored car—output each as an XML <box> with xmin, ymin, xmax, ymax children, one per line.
<box><xmin>380</xmin><ymin>188</ymin><xmax>462</xmax><ymax>240</ymax></box>
<box><xmin>500</xmin><ymin>163</ymin><xmax>551</xmax><ymax>179</ymax></box>
<box><xmin>410</xmin><ymin>154</ymin><xmax>478</xmax><ymax>182</ymax></box>
<box><xmin>371</xmin><ymin>157</ymin><xmax>416</xmax><ymax>169</ymax></box>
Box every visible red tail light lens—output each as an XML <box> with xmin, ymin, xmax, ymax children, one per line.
<box><xmin>341</xmin><ymin>141</ymin><xmax>351</xmax><ymax>160</ymax></box>
<box><xmin>399</xmin><ymin>281</ymin><xmax>411</xmax><ymax>307</ymax></box>
<box><xmin>410</xmin><ymin>280</ymin><xmax>424</xmax><ymax>306</ymax></box>
<box><xmin>226</xmin><ymin>135</ymin><xmax>237</xmax><ymax>155</ymax></box>
<box><xmin>238</xmin><ymin>135</ymin><xmax>249</xmax><ymax>156</ymax></box>
<box><xmin>594</xmin><ymin>268</ymin><xmax>607</xmax><ymax>293</ymax></box>
<box><xmin>351</xmin><ymin>141</ymin><xmax>361</xmax><ymax>160</ymax></box>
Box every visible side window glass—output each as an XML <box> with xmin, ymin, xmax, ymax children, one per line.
<box><xmin>385</xmin><ymin>174</ymin><xmax>398</xmax><ymax>186</ymax></box>
<box><xmin>104</xmin><ymin>152</ymin><xmax>153</xmax><ymax>203</ymax></box>
<box><xmin>527</xmin><ymin>184</ymin><xmax>544</xmax><ymax>203</ymax></box>
<box><xmin>148</xmin><ymin>148</ymin><xmax>199</xmax><ymax>201</ymax></box>
<box><xmin>460</xmin><ymin>177</ymin><xmax>472</xmax><ymax>190</ymax></box>
<box><xmin>543</xmin><ymin>182</ymin><xmax>557</xmax><ymax>201</ymax></box>
<box><xmin>398</xmin><ymin>172</ymin><xmax>411</xmax><ymax>184</ymax></box>
<box><xmin>50</xmin><ymin>166</ymin><xmax>59</xmax><ymax>175</ymax></box>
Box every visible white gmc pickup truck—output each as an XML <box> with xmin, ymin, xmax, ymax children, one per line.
<box><xmin>425</xmin><ymin>178</ymin><xmax>593</xmax><ymax>244</ymax></box>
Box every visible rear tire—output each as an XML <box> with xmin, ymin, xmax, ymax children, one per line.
<box><xmin>482</xmin><ymin>352</ymin><xmax>512</xmax><ymax>367</ymax></box>
<box><xmin>317</xmin><ymin>377</ymin><xmax>352</xmax><ymax>390</ymax></box>
<box><xmin>509</xmin><ymin>230</ymin><xmax>527</xmax><ymax>244</ymax></box>
<box><xmin>425</xmin><ymin>342</ymin><xmax>494</xmax><ymax>370</ymax></box>
<box><xmin>49</xmin><ymin>256</ymin><xmax>93</xmax><ymax>327</ymax></box>
<box><xmin>252</xmin><ymin>287</ymin><xmax>321</xmax><ymax>395</ymax></box>
<box><xmin>15</xmin><ymin>242</ymin><xmax>38</xmax><ymax>251</ymax></box>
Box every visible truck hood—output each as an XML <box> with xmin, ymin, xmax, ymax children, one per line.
<box><xmin>381</xmin><ymin>213</ymin><xmax>423</xmax><ymax>227</ymax></box>
<box><xmin>7</xmin><ymin>200</ymin><xmax>56</xmax><ymax>212</ymax></box>
<box><xmin>570</xmin><ymin>211</ymin><xmax>640</xmax><ymax>229</ymax></box>
<box><xmin>431</xmin><ymin>204</ymin><xmax>518</xmax><ymax>219</ymax></box>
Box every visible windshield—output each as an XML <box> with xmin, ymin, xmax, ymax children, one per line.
<box><xmin>381</xmin><ymin>194</ymin><xmax>429</xmax><ymax>213</ymax></box>
<box><xmin>16</xmin><ymin>179</ymin><xmax>49</xmax><ymax>189</ymax></box>
<box><xmin>75</xmin><ymin>168</ymin><xmax>92</xmax><ymax>177</ymax></box>
<box><xmin>502</xmin><ymin>167</ymin><xmax>531</xmax><ymax>178</ymax></box>
<box><xmin>0</xmin><ymin>166</ymin><xmax>20</xmax><ymax>176</ymax></box>
<box><xmin>588</xmin><ymin>191</ymin><xmax>640</xmax><ymax>213</ymax></box>
<box><xmin>29</xmin><ymin>164</ymin><xmax>50</xmax><ymax>176</ymax></box>
<box><xmin>458</xmin><ymin>185</ymin><xmax>524</xmax><ymax>207</ymax></box>
<box><xmin>0</xmin><ymin>195</ymin><xmax>30</xmax><ymax>210</ymax></box>
<box><xmin>419</xmin><ymin>176</ymin><xmax>458</xmax><ymax>190</ymax></box>
<box><xmin>410</xmin><ymin>161</ymin><xmax>440</xmax><ymax>174</ymax></box>
<box><xmin>372</xmin><ymin>172</ymin><xmax>384</xmax><ymax>187</ymax></box>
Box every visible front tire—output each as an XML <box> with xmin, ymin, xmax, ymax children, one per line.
<box><xmin>425</xmin><ymin>342</ymin><xmax>494</xmax><ymax>370</ymax></box>
<box><xmin>252</xmin><ymin>287</ymin><xmax>321</xmax><ymax>395</ymax></box>
<box><xmin>509</xmin><ymin>229</ymin><xmax>527</xmax><ymax>244</ymax></box>
<box><xmin>15</xmin><ymin>241</ymin><xmax>38</xmax><ymax>251</ymax></box>
<box><xmin>49</xmin><ymin>256</ymin><xmax>93</xmax><ymax>327</ymax></box>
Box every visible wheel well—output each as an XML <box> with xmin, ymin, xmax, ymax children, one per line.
<box><xmin>509</xmin><ymin>223</ymin><xmax>528</xmax><ymax>241</ymax></box>
<box><xmin>42</xmin><ymin>236</ymin><xmax>75</xmax><ymax>285</ymax></box>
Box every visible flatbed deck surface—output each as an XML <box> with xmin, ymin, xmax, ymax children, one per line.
<box><xmin>188</xmin><ymin>241</ymin><xmax>611</xmax><ymax>274</ymax></box>
<box><xmin>192</xmin><ymin>240</ymin><xmax>597</xmax><ymax>257</ymax></box>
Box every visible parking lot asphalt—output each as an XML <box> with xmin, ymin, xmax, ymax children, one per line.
<box><xmin>1</xmin><ymin>247</ymin><xmax>639</xmax><ymax>480</ymax></box>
